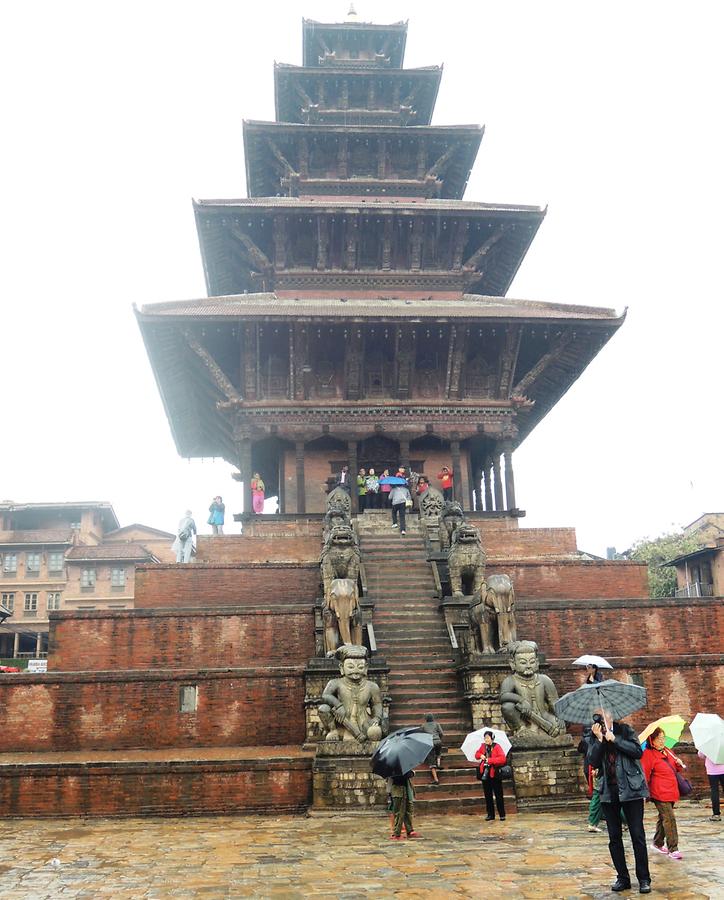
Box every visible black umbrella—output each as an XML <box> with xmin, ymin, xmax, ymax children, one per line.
<box><xmin>371</xmin><ymin>727</ymin><xmax>434</xmax><ymax>778</ymax></box>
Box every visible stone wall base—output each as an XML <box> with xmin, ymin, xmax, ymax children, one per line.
<box><xmin>312</xmin><ymin>743</ymin><xmax>386</xmax><ymax>810</ymax></box>
<box><xmin>510</xmin><ymin>742</ymin><xmax>587</xmax><ymax>809</ymax></box>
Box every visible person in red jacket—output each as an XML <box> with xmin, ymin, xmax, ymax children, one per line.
<box><xmin>437</xmin><ymin>466</ymin><xmax>454</xmax><ymax>501</ymax></box>
<box><xmin>641</xmin><ymin>727</ymin><xmax>685</xmax><ymax>859</ymax></box>
<box><xmin>475</xmin><ymin>730</ymin><xmax>507</xmax><ymax>821</ymax></box>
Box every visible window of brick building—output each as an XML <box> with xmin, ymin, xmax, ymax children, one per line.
<box><xmin>48</xmin><ymin>552</ymin><xmax>65</xmax><ymax>574</ymax></box>
<box><xmin>80</xmin><ymin>568</ymin><xmax>96</xmax><ymax>589</ymax></box>
<box><xmin>25</xmin><ymin>552</ymin><xmax>41</xmax><ymax>575</ymax></box>
<box><xmin>24</xmin><ymin>592</ymin><xmax>38</xmax><ymax>614</ymax></box>
<box><xmin>47</xmin><ymin>592</ymin><xmax>61</xmax><ymax>611</ymax></box>
<box><xmin>2</xmin><ymin>553</ymin><xmax>18</xmax><ymax>574</ymax></box>
<box><xmin>111</xmin><ymin>567</ymin><xmax>126</xmax><ymax>588</ymax></box>
<box><xmin>1</xmin><ymin>592</ymin><xmax>14</xmax><ymax>611</ymax></box>
<box><xmin>179</xmin><ymin>685</ymin><xmax>198</xmax><ymax>713</ymax></box>
<box><xmin>629</xmin><ymin>673</ymin><xmax>645</xmax><ymax>687</ymax></box>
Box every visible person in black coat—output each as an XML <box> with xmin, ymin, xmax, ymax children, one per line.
<box><xmin>587</xmin><ymin>714</ymin><xmax>651</xmax><ymax>894</ymax></box>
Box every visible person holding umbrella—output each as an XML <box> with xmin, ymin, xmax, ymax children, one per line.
<box><xmin>641</xmin><ymin>727</ymin><xmax>686</xmax><ymax>859</ymax></box>
<box><xmin>690</xmin><ymin>712</ymin><xmax>724</xmax><ymax>821</ymax></box>
<box><xmin>372</xmin><ymin>727</ymin><xmax>431</xmax><ymax>841</ymax></box>
<box><xmin>587</xmin><ymin>711</ymin><xmax>652</xmax><ymax>894</ymax></box>
<box><xmin>475</xmin><ymin>730</ymin><xmax>508</xmax><ymax>821</ymax></box>
<box><xmin>420</xmin><ymin>713</ymin><xmax>444</xmax><ymax>785</ymax></box>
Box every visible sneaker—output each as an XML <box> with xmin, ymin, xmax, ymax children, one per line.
<box><xmin>588</xmin><ymin>824</ymin><xmax>603</xmax><ymax>833</ymax></box>
<box><xmin>400</xmin><ymin>530</ymin><xmax>406</xmax><ymax>535</ymax></box>
<box><xmin>668</xmin><ymin>850</ymin><xmax>683</xmax><ymax>860</ymax></box>
<box><xmin>406</xmin><ymin>831</ymin><xmax>422</xmax><ymax>839</ymax></box>
<box><xmin>390</xmin><ymin>834</ymin><xmax>402</xmax><ymax>841</ymax></box>
<box><xmin>709</xmin><ymin>814</ymin><xmax>721</xmax><ymax>821</ymax></box>
<box><xmin>499</xmin><ymin>817</ymin><xmax>506</xmax><ymax>821</ymax></box>
<box><xmin>652</xmin><ymin>844</ymin><xmax>668</xmax><ymax>855</ymax></box>
<box><xmin>391</xmin><ymin>523</ymin><xmax>398</xmax><ymax>529</ymax></box>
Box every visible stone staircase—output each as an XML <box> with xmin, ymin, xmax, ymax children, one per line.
<box><xmin>357</xmin><ymin>511</ymin><xmax>515</xmax><ymax>814</ymax></box>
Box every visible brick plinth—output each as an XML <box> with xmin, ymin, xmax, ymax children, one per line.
<box><xmin>312</xmin><ymin>743</ymin><xmax>387</xmax><ymax>809</ymax></box>
<box><xmin>49</xmin><ymin>606</ymin><xmax>315</xmax><ymax>672</ymax></box>
<box><xmin>134</xmin><ymin>563</ymin><xmax>319</xmax><ymax>609</ymax></box>
<box><xmin>0</xmin><ymin>753</ymin><xmax>313</xmax><ymax>817</ymax></box>
<box><xmin>511</xmin><ymin>745</ymin><xmax>587</xmax><ymax>808</ymax></box>
<box><xmin>0</xmin><ymin>667</ymin><xmax>307</xmax><ymax>752</ymax></box>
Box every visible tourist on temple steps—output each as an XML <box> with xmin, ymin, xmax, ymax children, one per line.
<box><xmin>251</xmin><ymin>473</ymin><xmax>265</xmax><ymax>514</ymax></box>
<box><xmin>395</xmin><ymin>465</ymin><xmax>409</xmax><ymax>485</ymax></box>
<box><xmin>389</xmin><ymin>482</ymin><xmax>412</xmax><ymax>535</ymax></box>
<box><xmin>641</xmin><ymin>726</ymin><xmax>686</xmax><ymax>859</ymax></box>
<box><xmin>365</xmin><ymin>468</ymin><xmax>380</xmax><ymax>509</ymax></box>
<box><xmin>587</xmin><ymin>712</ymin><xmax>652</xmax><ymax>894</ymax></box>
<box><xmin>172</xmin><ymin>510</ymin><xmax>196</xmax><ymax>563</ymax></box>
<box><xmin>336</xmin><ymin>465</ymin><xmax>351</xmax><ymax>493</ymax></box>
<box><xmin>421</xmin><ymin>713</ymin><xmax>444</xmax><ymax>785</ymax></box>
<box><xmin>207</xmin><ymin>496</ymin><xmax>225</xmax><ymax>535</ymax></box>
<box><xmin>357</xmin><ymin>468</ymin><xmax>367</xmax><ymax>513</ymax></box>
<box><xmin>379</xmin><ymin>469</ymin><xmax>392</xmax><ymax>507</ymax></box>
<box><xmin>437</xmin><ymin>466</ymin><xmax>454</xmax><ymax>501</ymax></box>
<box><xmin>698</xmin><ymin>750</ymin><xmax>724</xmax><ymax>821</ymax></box>
<box><xmin>389</xmin><ymin>770</ymin><xmax>421</xmax><ymax>840</ymax></box>
<box><xmin>475</xmin><ymin>730</ymin><xmax>507</xmax><ymax>821</ymax></box>
<box><xmin>416</xmin><ymin>475</ymin><xmax>430</xmax><ymax>497</ymax></box>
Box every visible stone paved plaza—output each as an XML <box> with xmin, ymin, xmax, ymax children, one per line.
<box><xmin>0</xmin><ymin>804</ymin><xmax>721</xmax><ymax>899</ymax></box>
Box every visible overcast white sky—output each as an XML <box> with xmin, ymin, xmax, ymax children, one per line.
<box><xmin>1</xmin><ymin>1</ymin><xmax>721</xmax><ymax>554</ymax></box>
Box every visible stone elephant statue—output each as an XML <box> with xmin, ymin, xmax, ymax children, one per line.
<box><xmin>469</xmin><ymin>574</ymin><xmax>517</xmax><ymax>653</ymax></box>
<box><xmin>323</xmin><ymin>578</ymin><xmax>363</xmax><ymax>653</ymax></box>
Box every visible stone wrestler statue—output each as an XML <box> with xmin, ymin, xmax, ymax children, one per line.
<box><xmin>499</xmin><ymin>640</ymin><xmax>564</xmax><ymax>738</ymax></box>
<box><xmin>318</xmin><ymin>645</ymin><xmax>384</xmax><ymax>743</ymax></box>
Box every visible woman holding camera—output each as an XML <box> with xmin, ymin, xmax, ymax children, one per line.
<box><xmin>475</xmin><ymin>730</ymin><xmax>507</xmax><ymax>821</ymax></box>
<box><xmin>642</xmin><ymin>727</ymin><xmax>685</xmax><ymax>859</ymax></box>
<box><xmin>587</xmin><ymin>713</ymin><xmax>651</xmax><ymax>894</ymax></box>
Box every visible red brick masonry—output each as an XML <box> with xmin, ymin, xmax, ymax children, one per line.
<box><xmin>0</xmin><ymin>667</ymin><xmax>307</xmax><ymax>752</ymax></box>
<box><xmin>49</xmin><ymin>606</ymin><xmax>315</xmax><ymax>672</ymax></box>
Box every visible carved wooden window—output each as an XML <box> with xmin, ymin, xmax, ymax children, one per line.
<box><xmin>358</xmin><ymin>219</ymin><xmax>380</xmax><ymax>269</ymax></box>
<box><xmin>350</xmin><ymin>140</ymin><xmax>375</xmax><ymax>177</ymax></box>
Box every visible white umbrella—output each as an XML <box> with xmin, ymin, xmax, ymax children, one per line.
<box><xmin>690</xmin><ymin>713</ymin><xmax>724</xmax><ymax>765</ymax></box>
<box><xmin>461</xmin><ymin>727</ymin><xmax>512</xmax><ymax>762</ymax></box>
<box><xmin>572</xmin><ymin>654</ymin><xmax>613</xmax><ymax>669</ymax></box>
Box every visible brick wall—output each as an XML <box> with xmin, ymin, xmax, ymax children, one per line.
<box><xmin>0</xmin><ymin>757</ymin><xmax>312</xmax><ymax>817</ymax></box>
<box><xmin>196</xmin><ymin>535</ymin><xmax>320</xmax><ymax>564</ymax></box>
<box><xmin>49</xmin><ymin>606</ymin><xmax>315</xmax><ymax>672</ymax></box>
<box><xmin>134</xmin><ymin>563</ymin><xmax>319</xmax><ymax>609</ymax></box>
<box><xmin>0</xmin><ymin>668</ymin><xmax>307</xmax><ymax>752</ymax></box>
<box><xmin>519</xmin><ymin>596</ymin><xmax>723</xmax><ymax>657</ymax></box>
<box><xmin>487</xmin><ymin>560</ymin><xmax>648</xmax><ymax>599</ymax></box>
<box><xmin>483</xmin><ymin>527</ymin><xmax>579</xmax><ymax>557</ymax></box>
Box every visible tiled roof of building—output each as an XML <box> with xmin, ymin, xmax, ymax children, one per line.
<box><xmin>194</xmin><ymin>196</ymin><xmax>544</xmax><ymax>214</ymax></box>
<box><xmin>65</xmin><ymin>543</ymin><xmax>156</xmax><ymax>562</ymax></box>
<box><xmin>0</xmin><ymin>529</ymin><xmax>74</xmax><ymax>545</ymax></box>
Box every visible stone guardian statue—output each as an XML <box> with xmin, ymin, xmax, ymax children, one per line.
<box><xmin>499</xmin><ymin>640</ymin><xmax>565</xmax><ymax>740</ymax></box>
<box><xmin>318</xmin><ymin>645</ymin><xmax>384</xmax><ymax>743</ymax></box>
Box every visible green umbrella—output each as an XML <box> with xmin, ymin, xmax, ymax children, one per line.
<box><xmin>639</xmin><ymin>715</ymin><xmax>687</xmax><ymax>748</ymax></box>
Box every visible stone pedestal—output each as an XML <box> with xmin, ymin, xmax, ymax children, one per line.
<box><xmin>457</xmin><ymin>652</ymin><xmax>586</xmax><ymax>808</ymax></box>
<box><xmin>312</xmin><ymin>741</ymin><xmax>387</xmax><ymax>810</ymax></box>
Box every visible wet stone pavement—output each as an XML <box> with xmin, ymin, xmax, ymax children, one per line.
<box><xmin>0</xmin><ymin>804</ymin><xmax>721</xmax><ymax>899</ymax></box>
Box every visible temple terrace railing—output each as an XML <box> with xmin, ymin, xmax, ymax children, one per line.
<box><xmin>675</xmin><ymin>581</ymin><xmax>714</xmax><ymax>598</ymax></box>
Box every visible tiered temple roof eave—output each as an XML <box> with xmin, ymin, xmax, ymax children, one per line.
<box><xmin>242</xmin><ymin>120</ymin><xmax>485</xmax><ymax>200</ymax></box>
<box><xmin>301</xmin><ymin>18</ymin><xmax>409</xmax><ymax>69</ymax></box>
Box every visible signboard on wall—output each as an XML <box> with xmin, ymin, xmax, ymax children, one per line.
<box><xmin>27</xmin><ymin>658</ymin><xmax>48</xmax><ymax>673</ymax></box>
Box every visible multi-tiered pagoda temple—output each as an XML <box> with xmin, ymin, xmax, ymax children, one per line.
<box><xmin>137</xmin><ymin>12</ymin><xmax>623</xmax><ymax>515</ymax></box>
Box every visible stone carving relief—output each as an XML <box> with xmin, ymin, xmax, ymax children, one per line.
<box><xmin>419</xmin><ymin>485</ymin><xmax>444</xmax><ymax>519</ymax></box>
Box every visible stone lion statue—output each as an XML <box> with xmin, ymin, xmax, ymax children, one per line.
<box><xmin>321</xmin><ymin>524</ymin><xmax>361</xmax><ymax>597</ymax></box>
<box><xmin>469</xmin><ymin>573</ymin><xmax>517</xmax><ymax>654</ymax></box>
<box><xmin>323</xmin><ymin>497</ymin><xmax>352</xmax><ymax>545</ymax></box>
<box><xmin>447</xmin><ymin>523</ymin><xmax>486</xmax><ymax>600</ymax></box>
<box><xmin>326</xmin><ymin>486</ymin><xmax>351</xmax><ymax>517</ymax></box>
<box><xmin>440</xmin><ymin>500</ymin><xmax>465</xmax><ymax>550</ymax></box>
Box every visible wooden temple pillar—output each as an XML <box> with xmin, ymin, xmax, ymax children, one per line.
<box><xmin>502</xmin><ymin>439</ymin><xmax>517</xmax><ymax>511</ymax></box>
<box><xmin>492</xmin><ymin>450</ymin><xmax>504</xmax><ymax>512</ymax></box>
<box><xmin>398</xmin><ymin>438</ymin><xmax>410</xmax><ymax>474</ymax></box>
<box><xmin>295</xmin><ymin>440</ymin><xmax>306</xmax><ymax>514</ymax></box>
<box><xmin>483</xmin><ymin>457</ymin><xmax>493</xmax><ymax>512</ymax></box>
<box><xmin>471</xmin><ymin>463</ymin><xmax>482</xmax><ymax>512</ymax></box>
<box><xmin>236</xmin><ymin>434</ymin><xmax>253</xmax><ymax>515</ymax></box>
<box><xmin>450</xmin><ymin>438</ymin><xmax>463</xmax><ymax>506</ymax></box>
<box><xmin>348</xmin><ymin>440</ymin><xmax>359</xmax><ymax>516</ymax></box>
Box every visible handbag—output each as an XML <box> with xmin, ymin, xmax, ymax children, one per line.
<box><xmin>675</xmin><ymin>771</ymin><xmax>693</xmax><ymax>796</ymax></box>
<box><xmin>499</xmin><ymin>764</ymin><xmax>513</xmax><ymax>780</ymax></box>
<box><xmin>405</xmin><ymin>499</ymin><xmax>413</xmax><ymax>508</ymax></box>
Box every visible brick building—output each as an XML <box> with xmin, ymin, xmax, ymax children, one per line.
<box><xmin>0</xmin><ymin>502</ymin><xmax>174</xmax><ymax>660</ymax></box>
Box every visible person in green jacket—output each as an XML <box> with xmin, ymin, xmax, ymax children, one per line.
<box><xmin>357</xmin><ymin>468</ymin><xmax>367</xmax><ymax>513</ymax></box>
<box><xmin>389</xmin><ymin>771</ymin><xmax>422</xmax><ymax>840</ymax></box>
